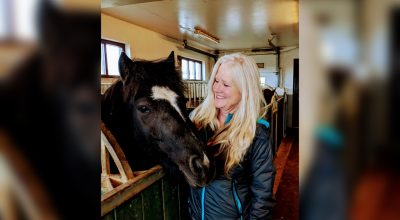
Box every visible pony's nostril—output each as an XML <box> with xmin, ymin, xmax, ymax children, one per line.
<box><xmin>189</xmin><ymin>155</ymin><xmax>206</xmax><ymax>174</ymax></box>
<box><xmin>189</xmin><ymin>154</ymin><xmax>212</xmax><ymax>187</ymax></box>
<box><xmin>189</xmin><ymin>155</ymin><xmax>197</xmax><ymax>167</ymax></box>
<box><xmin>189</xmin><ymin>155</ymin><xmax>198</xmax><ymax>172</ymax></box>
<box><xmin>195</xmin><ymin>159</ymin><xmax>204</xmax><ymax>170</ymax></box>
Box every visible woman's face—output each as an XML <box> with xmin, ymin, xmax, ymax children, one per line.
<box><xmin>212</xmin><ymin>63</ymin><xmax>241</xmax><ymax>113</ymax></box>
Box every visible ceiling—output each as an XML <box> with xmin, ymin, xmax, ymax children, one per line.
<box><xmin>101</xmin><ymin>0</ymin><xmax>299</xmax><ymax>51</ymax></box>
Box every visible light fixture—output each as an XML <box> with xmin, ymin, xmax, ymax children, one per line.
<box><xmin>193</xmin><ymin>26</ymin><xmax>220</xmax><ymax>44</ymax></box>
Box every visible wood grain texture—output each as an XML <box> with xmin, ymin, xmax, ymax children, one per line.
<box><xmin>101</xmin><ymin>122</ymin><xmax>134</xmax><ymax>181</ymax></box>
<box><xmin>101</xmin><ymin>165</ymin><xmax>165</xmax><ymax>217</ymax></box>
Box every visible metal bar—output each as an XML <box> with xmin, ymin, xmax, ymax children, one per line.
<box><xmin>183</xmin><ymin>40</ymin><xmax>218</xmax><ymax>60</ymax></box>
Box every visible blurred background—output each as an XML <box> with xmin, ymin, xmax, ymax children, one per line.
<box><xmin>0</xmin><ymin>0</ymin><xmax>399</xmax><ymax>219</ymax></box>
<box><xmin>300</xmin><ymin>0</ymin><xmax>400</xmax><ymax>220</ymax></box>
<box><xmin>0</xmin><ymin>0</ymin><xmax>100</xmax><ymax>219</ymax></box>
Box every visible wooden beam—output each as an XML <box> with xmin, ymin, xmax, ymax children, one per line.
<box><xmin>101</xmin><ymin>142</ymin><xmax>110</xmax><ymax>175</ymax></box>
<box><xmin>101</xmin><ymin>175</ymin><xmax>114</xmax><ymax>195</ymax></box>
<box><xmin>109</xmin><ymin>174</ymin><xmax>124</xmax><ymax>187</ymax></box>
<box><xmin>101</xmin><ymin>122</ymin><xmax>134</xmax><ymax>180</ymax></box>
<box><xmin>101</xmin><ymin>165</ymin><xmax>165</xmax><ymax>217</ymax></box>
<box><xmin>101</xmin><ymin>0</ymin><xmax>162</xmax><ymax>8</ymax></box>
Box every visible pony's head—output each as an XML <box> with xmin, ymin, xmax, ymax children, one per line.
<box><xmin>116</xmin><ymin>52</ymin><xmax>213</xmax><ymax>187</ymax></box>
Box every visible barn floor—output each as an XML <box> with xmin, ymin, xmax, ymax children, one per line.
<box><xmin>272</xmin><ymin>128</ymin><xmax>299</xmax><ymax>220</ymax></box>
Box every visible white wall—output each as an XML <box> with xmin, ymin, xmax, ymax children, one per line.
<box><xmin>101</xmin><ymin>13</ymin><xmax>213</xmax><ymax>82</ymax></box>
<box><xmin>281</xmin><ymin>48</ymin><xmax>299</xmax><ymax>95</ymax></box>
<box><xmin>248</xmin><ymin>51</ymin><xmax>299</xmax><ymax>94</ymax></box>
<box><xmin>248</xmin><ymin>51</ymin><xmax>300</xmax><ymax>93</ymax></box>
<box><xmin>280</xmin><ymin>47</ymin><xmax>299</xmax><ymax>128</ymax></box>
<box><xmin>249</xmin><ymin>54</ymin><xmax>278</xmax><ymax>88</ymax></box>
<box><xmin>250</xmin><ymin>54</ymin><xmax>277</xmax><ymax>72</ymax></box>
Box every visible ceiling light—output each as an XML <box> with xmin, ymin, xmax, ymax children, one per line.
<box><xmin>193</xmin><ymin>26</ymin><xmax>220</xmax><ymax>44</ymax></box>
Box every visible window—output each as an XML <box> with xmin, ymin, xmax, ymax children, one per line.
<box><xmin>0</xmin><ymin>0</ymin><xmax>39</xmax><ymax>41</ymax></box>
<box><xmin>260</xmin><ymin>77</ymin><xmax>266</xmax><ymax>85</ymax></box>
<box><xmin>178</xmin><ymin>56</ymin><xmax>204</xmax><ymax>81</ymax></box>
<box><xmin>259</xmin><ymin>70</ymin><xmax>279</xmax><ymax>88</ymax></box>
<box><xmin>101</xmin><ymin>39</ymin><xmax>125</xmax><ymax>77</ymax></box>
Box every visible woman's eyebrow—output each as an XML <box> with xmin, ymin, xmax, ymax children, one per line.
<box><xmin>222</xmin><ymin>79</ymin><xmax>230</xmax><ymax>84</ymax></box>
<box><xmin>215</xmin><ymin>77</ymin><xmax>231</xmax><ymax>84</ymax></box>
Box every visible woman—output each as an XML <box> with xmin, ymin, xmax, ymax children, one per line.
<box><xmin>188</xmin><ymin>53</ymin><xmax>275</xmax><ymax>220</ymax></box>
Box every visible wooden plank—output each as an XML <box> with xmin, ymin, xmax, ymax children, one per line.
<box><xmin>101</xmin><ymin>141</ymin><xmax>111</xmax><ymax>175</ymax></box>
<box><xmin>101</xmin><ymin>122</ymin><xmax>134</xmax><ymax>180</ymax></box>
<box><xmin>102</xmin><ymin>209</ymin><xmax>115</xmax><ymax>220</ymax></box>
<box><xmin>109</xmin><ymin>174</ymin><xmax>124</xmax><ymax>188</ymax></box>
<box><xmin>161</xmin><ymin>178</ymin><xmax>180</xmax><ymax>220</ymax></box>
<box><xmin>133</xmin><ymin>171</ymin><xmax>147</xmax><ymax>176</ymax></box>
<box><xmin>102</xmin><ymin>0</ymin><xmax>163</xmax><ymax>9</ymax></box>
<box><xmin>142</xmin><ymin>181</ymin><xmax>163</xmax><ymax>220</ymax></box>
<box><xmin>101</xmin><ymin>175</ymin><xmax>114</xmax><ymax>195</ymax></box>
<box><xmin>0</xmin><ymin>132</ymin><xmax>58</xmax><ymax>220</ymax></box>
<box><xmin>101</xmin><ymin>165</ymin><xmax>165</xmax><ymax>217</ymax></box>
<box><xmin>115</xmin><ymin>195</ymin><xmax>143</xmax><ymax>220</ymax></box>
<box><xmin>101</xmin><ymin>122</ymin><xmax>134</xmax><ymax>179</ymax></box>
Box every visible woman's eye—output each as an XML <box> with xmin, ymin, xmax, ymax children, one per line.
<box><xmin>224</xmin><ymin>84</ymin><xmax>230</xmax><ymax>87</ymax></box>
<box><xmin>137</xmin><ymin>105</ymin><xmax>151</xmax><ymax>113</ymax></box>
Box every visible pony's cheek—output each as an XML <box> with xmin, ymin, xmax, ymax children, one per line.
<box><xmin>135</xmin><ymin>112</ymin><xmax>155</xmax><ymax>125</ymax></box>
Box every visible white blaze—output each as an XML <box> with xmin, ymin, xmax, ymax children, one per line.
<box><xmin>151</xmin><ymin>86</ymin><xmax>185</xmax><ymax>120</ymax></box>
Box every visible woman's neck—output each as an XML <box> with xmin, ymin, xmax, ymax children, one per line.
<box><xmin>218</xmin><ymin>109</ymin><xmax>230</xmax><ymax>126</ymax></box>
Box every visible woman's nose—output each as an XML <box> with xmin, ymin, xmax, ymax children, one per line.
<box><xmin>213</xmin><ymin>82</ymin><xmax>222</xmax><ymax>92</ymax></box>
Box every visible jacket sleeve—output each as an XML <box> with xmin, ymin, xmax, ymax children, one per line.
<box><xmin>249</xmin><ymin>130</ymin><xmax>276</xmax><ymax>220</ymax></box>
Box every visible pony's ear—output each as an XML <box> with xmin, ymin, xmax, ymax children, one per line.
<box><xmin>37</xmin><ymin>1</ymin><xmax>59</xmax><ymax>42</ymax></box>
<box><xmin>118</xmin><ymin>52</ymin><xmax>134</xmax><ymax>81</ymax></box>
<box><xmin>166</xmin><ymin>51</ymin><xmax>175</xmax><ymax>66</ymax></box>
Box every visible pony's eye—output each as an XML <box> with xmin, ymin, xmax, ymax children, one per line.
<box><xmin>137</xmin><ymin>105</ymin><xmax>151</xmax><ymax>113</ymax></box>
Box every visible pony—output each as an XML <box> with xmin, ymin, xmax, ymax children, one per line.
<box><xmin>101</xmin><ymin>52</ymin><xmax>213</xmax><ymax>187</ymax></box>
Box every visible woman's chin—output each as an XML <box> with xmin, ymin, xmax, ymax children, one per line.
<box><xmin>214</xmin><ymin>101</ymin><xmax>225</xmax><ymax>109</ymax></box>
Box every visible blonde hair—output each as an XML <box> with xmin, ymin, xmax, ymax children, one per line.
<box><xmin>190</xmin><ymin>53</ymin><xmax>268</xmax><ymax>176</ymax></box>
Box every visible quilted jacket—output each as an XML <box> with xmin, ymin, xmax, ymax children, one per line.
<box><xmin>188</xmin><ymin>123</ymin><xmax>276</xmax><ymax>220</ymax></box>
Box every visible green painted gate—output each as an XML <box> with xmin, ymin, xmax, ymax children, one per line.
<box><xmin>102</xmin><ymin>166</ymin><xmax>186</xmax><ymax>220</ymax></box>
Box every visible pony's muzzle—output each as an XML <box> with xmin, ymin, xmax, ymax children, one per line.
<box><xmin>189</xmin><ymin>154</ymin><xmax>210</xmax><ymax>186</ymax></box>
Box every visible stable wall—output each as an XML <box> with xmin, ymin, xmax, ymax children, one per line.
<box><xmin>281</xmin><ymin>48</ymin><xmax>299</xmax><ymax>128</ymax></box>
<box><xmin>248</xmin><ymin>50</ymin><xmax>299</xmax><ymax>95</ymax></box>
<box><xmin>281</xmin><ymin>48</ymin><xmax>299</xmax><ymax>95</ymax></box>
<box><xmin>101</xmin><ymin>13</ymin><xmax>214</xmax><ymax>83</ymax></box>
<box><xmin>248</xmin><ymin>48</ymin><xmax>299</xmax><ymax>128</ymax></box>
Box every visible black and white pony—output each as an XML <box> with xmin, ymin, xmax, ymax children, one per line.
<box><xmin>101</xmin><ymin>52</ymin><xmax>213</xmax><ymax>187</ymax></box>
